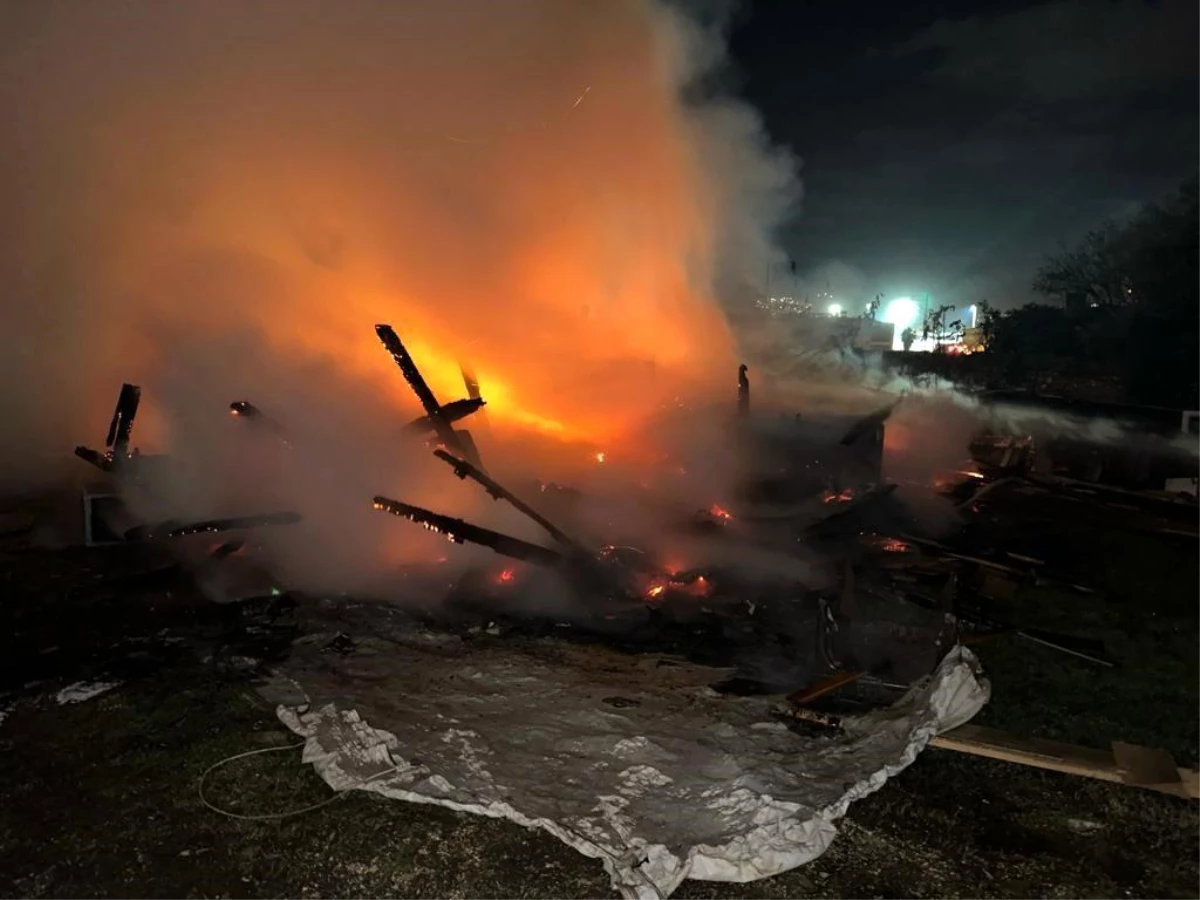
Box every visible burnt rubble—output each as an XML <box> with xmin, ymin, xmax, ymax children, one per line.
<box><xmin>73</xmin><ymin>327</ymin><xmax>1132</xmax><ymax>710</ymax></box>
<box><xmin>364</xmin><ymin>337</ymin><xmax>1113</xmax><ymax>702</ymax></box>
<box><xmin>72</xmin><ymin>382</ymin><xmax>305</xmax><ymax>600</ymax></box>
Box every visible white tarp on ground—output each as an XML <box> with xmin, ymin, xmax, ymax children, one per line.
<box><xmin>271</xmin><ymin>633</ymin><xmax>988</xmax><ymax>899</ymax></box>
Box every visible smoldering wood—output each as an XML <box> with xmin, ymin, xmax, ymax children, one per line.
<box><xmin>75</xmin><ymin>382</ymin><xmax>142</xmax><ymax>473</ymax></box>
<box><xmin>372</xmin><ymin>495</ymin><xmax>567</xmax><ymax>569</ymax></box>
<box><xmin>105</xmin><ymin>382</ymin><xmax>141</xmax><ymax>463</ymax></box>
<box><xmin>229</xmin><ymin>400</ymin><xmax>291</xmax><ymax>444</ymax></box>
<box><xmin>124</xmin><ymin>511</ymin><xmax>303</xmax><ymax>542</ymax></box>
<box><xmin>374</xmin><ymin>324</ymin><xmax>485</xmax><ymax>468</ymax></box>
<box><xmin>404</xmin><ymin>397</ymin><xmax>486</xmax><ymax>435</ymax></box>
<box><xmin>431</xmin><ymin>448</ymin><xmax>591</xmax><ymax>556</ymax></box>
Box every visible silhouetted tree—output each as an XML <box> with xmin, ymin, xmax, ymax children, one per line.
<box><xmin>1027</xmin><ymin>175</ymin><xmax>1198</xmax><ymax>407</ymax></box>
<box><xmin>976</xmin><ymin>300</ymin><xmax>999</xmax><ymax>347</ymax></box>
<box><xmin>1033</xmin><ymin>223</ymin><xmax>1134</xmax><ymax>309</ymax></box>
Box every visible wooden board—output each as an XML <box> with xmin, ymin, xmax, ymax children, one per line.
<box><xmin>930</xmin><ymin>723</ymin><xmax>1199</xmax><ymax>801</ymax></box>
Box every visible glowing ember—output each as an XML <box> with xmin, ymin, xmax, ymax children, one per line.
<box><xmin>822</xmin><ymin>488</ymin><xmax>856</xmax><ymax>504</ymax></box>
<box><xmin>708</xmin><ymin>504</ymin><xmax>733</xmax><ymax>521</ymax></box>
<box><xmin>641</xmin><ymin>568</ymin><xmax>712</xmax><ymax>602</ymax></box>
<box><xmin>595</xmin><ymin>451</ymin><xmax>607</xmax><ymax>464</ymax></box>
<box><xmin>496</xmin><ymin>568</ymin><xmax>516</xmax><ymax>584</ymax></box>
<box><xmin>880</xmin><ymin>538</ymin><xmax>912</xmax><ymax>553</ymax></box>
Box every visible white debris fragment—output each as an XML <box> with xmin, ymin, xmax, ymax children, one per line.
<box><xmin>55</xmin><ymin>680</ymin><xmax>122</xmax><ymax>705</ymax></box>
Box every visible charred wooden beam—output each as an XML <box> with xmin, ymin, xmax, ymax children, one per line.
<box><xmin>374</xmin><ymin>324</ymin><xmax>485</xmax><ymax>468</ymax></box>
<box><xmin>125</xmin><ymin>510</ymin><xmax>303</xmax><ymax>542</ymax></box>
<box><xmin>106</xmin><ymin>383</ymin><xmax>141</xmax><ymax>460</ymax></box>
<box><xmin>229</xmin><ymin>400</ymin><xmax>290</xmax><ymax>444</ymax></box>
<box><xmin>74</xmin><ymin>446</ymin><xmax>113</xmax><ymax>473</ymax></box>
<box><xmin>372</xmin><ymin>495</ymin><xmax>565</xmax><ymax>568</ymax></box>
<box><xmin>404</xmin><ymin>397</ymin><xmax>486</xmax><ymax>435</ymax></box>
<box><xmin>76</xmin><ymin>383</ymin><xmax>142</xmax><ymax>473</ymax></box>
<box><xmin>431</xmin><ymin>449</ymin><xmax>591</xmax><ymax>556</ymax></box>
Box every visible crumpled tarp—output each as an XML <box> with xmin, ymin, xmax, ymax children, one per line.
<box><xmin>270</xmin><ymin>631</ymin><xmax>987</xmax><ymax>899</ymax></box>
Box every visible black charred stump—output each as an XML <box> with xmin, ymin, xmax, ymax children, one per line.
<box><xmin>737</xmin><ymin>363</ymin><xmax>750</xmax><ymax>418</ymax></box>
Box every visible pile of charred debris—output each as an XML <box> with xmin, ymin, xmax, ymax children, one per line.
<box><xmin>70</xmin><ymin>321</ymin><xmax>1193</xmax><ymax>732</ymax></box>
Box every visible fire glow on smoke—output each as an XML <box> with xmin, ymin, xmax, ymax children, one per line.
<box><xmin>0</xmin><ymin>0</ymin><xmax>798</xmax><ymax>485</ymax></box>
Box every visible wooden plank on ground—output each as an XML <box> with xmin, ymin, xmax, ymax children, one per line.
<box><xmin>930</xmin><ymin>723</ymin><xmax>1199</xmax><ymax>801</ymax></box>
<box><xmin>786</xmin><ymin>670</ymin><xmax>865</xmax><ymax>706</ymax></box>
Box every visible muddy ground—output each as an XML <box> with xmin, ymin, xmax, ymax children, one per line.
<box><xmin>0</xmin><ymin>483</ymin><xmax>1196</xmax><ymax>899</ymax></box>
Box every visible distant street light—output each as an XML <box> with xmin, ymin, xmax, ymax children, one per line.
<box><xmin>883</xmin><ymin>296</ymin><xmax>921</xmax><ymax>350</ymax></box>
<box><xmin>884</xmin><ymin>297</ymin><xmax>919</xmax><ymax>328</ymax></box>
<box><xmin>828</xmin><ymin>303</ymin><xmax>842</xmax><ymax>316</ymax></box>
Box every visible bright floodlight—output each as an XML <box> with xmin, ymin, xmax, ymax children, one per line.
<box><xmin>884</xmin><ymin>297</ymin><xmax>919</xmax><ymax>328</ymax></box>
<box><xmin>828</xmin><ymin>303</ymin><xmax>842</xmax><ymax>316</ymax></box>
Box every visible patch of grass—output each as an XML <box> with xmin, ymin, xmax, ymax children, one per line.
<box><xmin>0</xmin><ymin>664</ymin><xmax>612</xmax><ymax>899</ymax></box>
<box><xmin>968</xmin><ymin>502</ymin><xmax>1199</xmax><ymax>763</ymax></box>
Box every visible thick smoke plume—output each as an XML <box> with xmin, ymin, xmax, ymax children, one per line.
<box><xmin>0</xmin><ymin>0</ymin><xmax>800</xmax><ymax>590</ymax></box>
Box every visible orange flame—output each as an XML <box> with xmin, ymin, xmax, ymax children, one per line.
<box><xmin>3</xmin><ymin>0</ymin><xmax>755</xmax><ymax>477</ymax></box>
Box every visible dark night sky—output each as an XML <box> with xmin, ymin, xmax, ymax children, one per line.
<box><xmin>727</xmin><ymin>0</ymin><xmax>1199</xmax><ymax>309</ymax></box>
